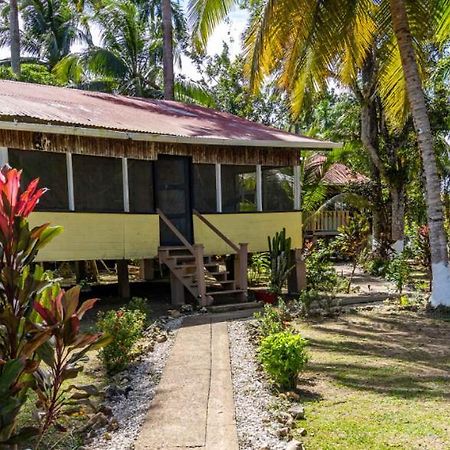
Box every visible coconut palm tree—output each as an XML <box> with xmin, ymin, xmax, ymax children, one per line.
<box><xmin>20</xmin><ymin>0</ymin><xmax>90</xmax><ymax>68</ymax></box>
<box><xmin>9</xmin><ymin>0</ymin><xmax>20</xmax><ymax>75</ymax></box>
<box><xmin>188</xmin><ymin>0</ymin><xmax>450</xmax><ymax>306</ymax></box>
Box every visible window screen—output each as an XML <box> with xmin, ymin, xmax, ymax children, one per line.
<box><xmin>73</xmin><ymin>154</ymin><xmax>123</xmax><ymax>212</ymax></box>
<box><xmin>222</xmin><ymin>165</ymin><xmax>256</xmax><ymax>212</ymax></box>
<box><xmin>8</xmin><ymin>148</ymin><xmax>68</xmax><ymax>211</ymax></box>
<box><xmin>128</xmin><ymin>159</ymin><xmax>154</xmax><ymax>213</ymax></box>
<box><xmin>193</xmin><ymin>164</ymin><xmax>216</xmax><ymax>213</ymax></box>
<box><xmin>262</xmin><ymin>166</ymin><xmax>294</xmax><ymax>211</ymax></box>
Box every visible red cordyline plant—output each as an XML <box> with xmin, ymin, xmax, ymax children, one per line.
<box><xmin>0</xmin><ymin>166</ymin><xmax>108</xmax><ymax>447</ymax></box>
<box><xmin>33</xmin><ymin>287</ymin><xmax>111</xmax><ymax>440</ymax></box>
<box><xmin>0</xmin><ymin>166</ymin><xmax>61</xmax><ymax>445</ymax></box>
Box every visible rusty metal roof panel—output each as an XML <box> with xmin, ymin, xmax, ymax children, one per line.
<box><xmin>0</xmin><ymin>80</ymin><xmax>339</xmax><ymax>148</ymax></box>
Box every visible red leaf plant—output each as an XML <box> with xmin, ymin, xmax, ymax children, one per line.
<box><xmin>33</xmin><ymin>286</ymin><xmax>111</xmax><ymax>441</ymax></box>
<box><xmin>0</xmin><ymin>166</ymin><xmax>62</xmax><ymax>446</ymax></box>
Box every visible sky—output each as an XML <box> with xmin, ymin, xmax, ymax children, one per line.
<box><xmin>0</xmin><ymin>2</ymin><xmax>249</xmax><ymax>81</ymax></box>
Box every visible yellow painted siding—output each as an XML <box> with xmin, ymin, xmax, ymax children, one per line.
<box><xmin>29</xmin><ymin>212</ymin><xmax>159</xmax><ymax>261</ymax></box>
<box><xmin>194</xmin><ymin>212</ymin><xmax>302</xmax><ymax>255</ymax></box>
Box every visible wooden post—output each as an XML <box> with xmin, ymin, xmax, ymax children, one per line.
<box><xmin>140</xmin><ymin>258</ymin><xmax>155</xmax><ymax>280</ymax></box>
<box><xmin>117</xmin><ymin>259</ymin><xmax>130</xmax><ymax>298</ymax></box>
<box><xmin>170</xmin><ymin>272</ymin><xmax>185</xmax><ymax>305</ymax></box>
<box><xmin>193</xmin><ymin>244</ymin><xmax>207</xmax><ymax>306</ymax></box>
<box><xmin>235</xmin><ymin>244</ymin><xmax>248</xmax><ymax>300</ymax></box>
<box><xmin>288</xmin><ymin>249</ymin><xmax>307</xmax><ymax>294</ymax></box>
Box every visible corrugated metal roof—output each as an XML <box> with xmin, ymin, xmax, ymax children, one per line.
<box><xmin>0</xmin><ymin>80</ymin><xmax>340</xmax><ymax>148</ymax></box>
<box><xmin>307</xmin><ymin>154</ymin><xmax>369</xmax><ymax>185</ymax></box>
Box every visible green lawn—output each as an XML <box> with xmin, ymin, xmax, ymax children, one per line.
<box><xmin>293</xmin><ymin>307</ymin><xmax>450</xmax><ymax>449</ymax></box>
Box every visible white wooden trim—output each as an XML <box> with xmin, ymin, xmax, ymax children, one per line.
<box><xmin>294</xmin><ymin>165</ymin><xmax>301</xmax><ymax>210</ymax></box>
<box><xmin>256</xmin><ymin>164</ymin><xmax>263</xmax><ymax>211</ymax></box>
<box><xmin>0</xmin><ymin>147</ymin><xmax>8</xmax><ymax>167</ymax></box>
<box><xmin>0</xmin><ymin>121</ymin><xmax>342</xmax><ymax>149</ymax></box>
<box><xmin>215</xmin><ymin>163</ymin><xmax>222</xmax><ymax>213</ymax></box>
<box><xmin>66</xmin><ymin>153</ymin><xmax>75</xmax><ymax>211</ymax></box>
<box><xmin>122</xmin><ymin>157</ymin><xmax>130</xmax><ymax>212</ymax></box>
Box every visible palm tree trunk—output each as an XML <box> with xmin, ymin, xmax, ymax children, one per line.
<box><xmin>389</xmin><ymin>0</ymin><xmax>450</xmax><ymax>306</ymax></box>
<box><xmin>161</xmin><ymin>0</ymin><xmax>174</xmax><ymax>100</ymax></box>
<box><xmin>391</xmin><ymin>185</ymin><xmax>405</xmax><ymax>253</ymax></box>
<box><xmin>9</xmin><ymin>0</ymin><xmax>21</xmax><ymax>76</ymax></box>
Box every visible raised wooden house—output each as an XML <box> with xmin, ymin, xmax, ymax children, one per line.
<box><xmin>0</xmin><ymin>80</ymin><xmax>339</xmax><ymax>305</ymax></box>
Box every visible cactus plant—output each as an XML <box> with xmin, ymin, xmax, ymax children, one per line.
<box><xmin>267</xmin><ymin>228</ymin><xmax>294</xmax><ymax>294</ymax></box>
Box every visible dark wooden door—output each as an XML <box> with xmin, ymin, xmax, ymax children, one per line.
<box><xmin>155</xmin><ymin>155</ymin><xmax>193</xmax><ymax>246</ymax></box>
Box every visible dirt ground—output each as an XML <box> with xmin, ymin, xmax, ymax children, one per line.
<box><xmin>294</xmin><ymin>305</ymin><xmax>450</xmax><ymax>449</ymax></box>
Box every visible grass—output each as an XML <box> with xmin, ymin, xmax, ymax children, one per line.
<box><xmin>293</xmin><ymin>307</ymin><xmax>450</xmax><ymax>449</ymax></box>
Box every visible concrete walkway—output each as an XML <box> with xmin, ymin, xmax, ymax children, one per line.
<box><xmin>135</xmin><ymin>314</ymin><xmax>241</xmax><ymax>450</ymax></box>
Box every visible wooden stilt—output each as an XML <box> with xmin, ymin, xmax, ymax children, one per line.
<box><xmin>170</xmin><ymin>271</ymin><xmax>185</xmax><ymax>305</ymax></box>
<box><xmin>117</xmin><ymin>259</ymin><xmax>130</xmax><ymax>298</ymax></box>
<box><xmin>140</xmin><ymin>258</ymin><xmax>155</xmax><ymax>280</ymax></box>
<box><xmin>288</xmin><ymin>249</ymin><xmax>307</xmax><ymax>294</ymax></box>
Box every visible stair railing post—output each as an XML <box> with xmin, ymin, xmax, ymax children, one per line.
<box><xmin>193</xmin><ymin>244</ymin><xmax>207</xmax><ymax>306</ymax></box>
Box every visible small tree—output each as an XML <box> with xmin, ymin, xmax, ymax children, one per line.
<box><xmin>333</xmin><ymin>214</ymin><xmax>370</xmax><ymax>293</ymax></box>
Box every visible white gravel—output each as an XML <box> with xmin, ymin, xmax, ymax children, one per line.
<box><xmin>87</xmin><ymin>317</ymin><xmax>182</xmax><ymax>450</ymax></box>
<box><xmin>229</xmin><ymin>320</ymin><xmax>287</xmax><ymax>450</ymax></box>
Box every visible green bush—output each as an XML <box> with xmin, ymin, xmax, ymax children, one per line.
<box><xmin>297</xmin><ymin>289</ymin><xmax>321</xmax><ymax>315</ymax></box>
<box><xmin>258</xmin><ymin>331</ymin><xmax>309</xmax><ymax>390</ymax></box>
<box><xmin>128</xmin><ymin>296</ymin><xmax>151</xmax><ymax>325</ymax></box>
<box><xmin>97</xmin><ymin>307</ymin><xmax>146</xmax><ymax>373</ymax></box>
<box><xmin>306</xmin><ymin>247</ymin><xmax>339</xmax><ymax>291</ymax></box>
<box><xmin>386</xmin><ymin>254</ymin><xmax>411</xmax><ymax>293</ymax></box>
<box><xmin>254</xmin><ymin>304</ymin><xmax>287</xmax><ymax>338</ymax></box>
<box><xmin>363</xmin><ymin>256</ymin><xmax>389</xmax><ymax>277</ymax></box>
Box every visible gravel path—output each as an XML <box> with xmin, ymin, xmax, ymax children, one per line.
<box><xmin>229</xmin><ymin>320</ymin><xmax>287</xmax><ymax>450</ymax></box>
<box><xmin>87</xmin><ymin>317</ymin><xmax>182</xmax><ymax>450</ymax></box>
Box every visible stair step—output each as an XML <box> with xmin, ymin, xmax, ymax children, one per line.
<box><xmin>207</xmin><ymin>302</ymin><xmax>261</xmax><ymax>313</ymax></box>
<box><xmin>159</xmin><ymin>246</ymin><xmax>189</xmax><ymax>251</ymax></box>
<box><xmin>206</xmin><ymin>289</ymin><xmax>245</xmax><ymax>295</ymax></box>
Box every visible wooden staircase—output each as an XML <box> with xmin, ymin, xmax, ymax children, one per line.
<box><xmin>157</xmin><ymin>209</ymin><xmax>248</xmax><ymax>306</ymax></box>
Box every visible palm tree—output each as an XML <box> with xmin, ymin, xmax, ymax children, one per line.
<box><xmin>188</xmin><ymin>0</ymin><xmax>450</xmax><ymax>306</ymax></box>
<box><xmin>9</xmin><ymin>0</ymin><xmax>20</xmax><ymax>75</ymax></box>
<box><xmin>161</xmin><ymin>0</ymin><xmax>174</xmax><ymax>99</ymax></box>
<box><xmin>388</xmin><ymin>0</ymin><xmax>450</xmax><ymax>305</ymax></box>
<box><xmin>21</xmin><ymin>0</ymin><xmax>90</xmax><ymax>68</ymax></box>
<box><xmin>55</xmin><ymin>0</ymin><xmax>162</xmax><ymax>96</ymax></box>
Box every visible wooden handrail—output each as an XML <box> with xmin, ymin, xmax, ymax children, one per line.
<box><xmin>193</xmin><ymin>210</ymin><xmax>240</xmax><ymax>253</ymax></box>
<box><xmin>157</xmin><ymin>208</ymin><xmax>194</xmax><ymax>253</ymax></box>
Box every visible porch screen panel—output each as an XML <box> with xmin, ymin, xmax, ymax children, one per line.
<box><xmin>262</xmin><ymin>166</ymin><xmax>294</xmax><ymax>211</ymax></box>
<box><xmin>222</xmin><ymin>165</ymin><xmax>256</xmax><ymax>212</ymax></box>
<box><xmin>193</xmin><ymin>164</ymin><xmax>216</xmax><ymax>213</ymax></box>
<box><xmin>73</xmin><ymin>154</ymin><xmax>123</xmax><ymax>212</ymax></box>
<box><xmin>8</xmin><ymin>149</ymin><xmax>68</xmax><ymax>211</ymax></box>
<box><xmin>128</xmin><ymin>159</ymin><xmax>154</xmax><ymax>213</ymax></box>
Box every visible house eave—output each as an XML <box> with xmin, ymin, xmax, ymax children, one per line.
<box><xmin>0</xmin><ymin>120</ymin><xmax>342</xmax><ymax>149</ymax></box>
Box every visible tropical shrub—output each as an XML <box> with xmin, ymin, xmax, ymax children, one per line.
<box><xmin>386</xmin><ymin>254</ymin><xmax>411</xmax><ymax>293</ymax></box>
<box><xmin>248</xmin><ymin>252</ymin><xmax>270</xmax><ymax>286</ymax></box>
<box><xmin>253</xmin><ymin>304</ymin><xmax>288</xmax><ymax>338</ymax></box>
<box><xmin>333</xmin><ymin>214</ymin><xmax>370</xmax><ymax>292</ymax></box>
<box><xmin>258</xmin><ymin>331</ymin><xmax>308</xmax><ymax>390</ymax></box>
<box><xmin>0</xmin><ymin>167</ymin><xmax>108</xmax><ymax>446</ymax></box>
<box><xmin>305</xmin><ymin>245</ymin><xmax>339</xmax><ymax>291</ymax></box>
<box><xmin>97</xmin><ymin>307</ymin><xmax>146</xmax><ymax>373</ymax></box>
<box><xmin>363</xmin><ymin>255</ymin><xmax>390</xmax><ymax>277</ymax></box>
<box><xmin>128</xmin><ymin>297</ymin><xmax>151</xmax><ymax>326</ymax></box>
<box><xmin>0</xmin><ymin>167</ymin><xmax>62</xmax><ymax>445</ymax></box>
<box><xmin>268</xmin><ymin>228</ymin><xmax>294</xmax><ymax>294</ymax></box>
<box><xmin>33</xmin><ymin>286</ymin><xmax>111</xmax><ymax>436</ymax></box>
<box><xmin>297</xmin><ymin>289</ymin><xmax>321</xmax><ymax>315</ymax></box>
